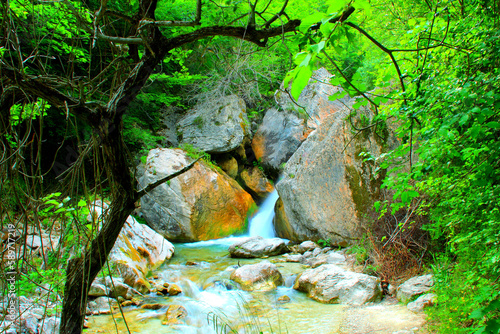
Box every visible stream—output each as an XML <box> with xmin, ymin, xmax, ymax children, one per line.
<box><xmin>85</xmin><ymin>191</ymin><xmax>345</xmax><ymax>333</ymax></box>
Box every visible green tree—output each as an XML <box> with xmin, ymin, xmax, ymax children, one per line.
<box><xmin>0</xmin><ymin>0</ymin><xmax>307</xmax><ymax>332</ymax></box>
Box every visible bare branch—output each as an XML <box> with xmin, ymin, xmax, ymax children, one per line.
<box><xmin>135</xmin><ymin>157</ymin><xmax>201</xmax><ymax>200</ymax></box>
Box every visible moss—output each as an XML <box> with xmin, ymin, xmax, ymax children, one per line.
<box><xmin>345</xmin><ymin>164</ymin><xmax>370</xmax><ymax>218</ymax></box>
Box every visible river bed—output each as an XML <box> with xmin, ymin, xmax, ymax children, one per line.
<box><xmin>84</xmin><ymin>239</ymin><xmax>345</xmax><ymax>334</ymax></box>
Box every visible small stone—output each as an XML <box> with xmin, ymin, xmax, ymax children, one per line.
<box><xmin>156</xmin><ymin>284</ymin><xmax>169</xmax><ymax>295</ymax></box>
<box><xmin>167</xmin><ymin>284</ymin><xmax>182</xmax><ymax>296</ymax></box>
<box><xmin>121</xmin><ymin>300</ymin><xmax>134</xmax><ymax>307</ymax></box>
<box><xmin>186</xmin><ymin>261</ymin><xmax>197</xmax><ymax>266</ymax></box>
<box><xmin>153</xmin><ymin>275</ymin><xmax>159</xmax><ymax>279</ymax></box>
<box><xmin>141</xmin><ymin>303</ymin><xmax>165</xmax><ymax>310</ymax></box>
<box><xmin>277</xmin><ymin>295</ymin><xmax>291</xmax><ymax>303</ymax></box>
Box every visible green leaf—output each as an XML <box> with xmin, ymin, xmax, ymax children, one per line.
<box><xmin>458</xmin><ymin>113</ymin><xmax>469</xmax><ymax>126</ymax></box>
<box><xmin>309</xmin><ymin>41</ymin><xmax>326</xmax><ymax>54</ymax></box>
<box><xmin>77</xmin><ymin>199</ymin><xmax>87</xmax><ymax>207</ymax></box>
<box><xmin>299</xmin><ymin>12</ymin><xmax>324</xmax><ymax>33</ymax></box>
<box><xmin>291</xmin><ymin>66</ymin><xmax>313</xmax><ymax>100</ymax></box>
<box><xmin>486</xmin><ymin>121</ymin><xmax>500</xmax><ymax>129</ymax></box>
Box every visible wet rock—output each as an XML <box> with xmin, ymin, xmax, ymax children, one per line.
<box><xmin>297</xmin><ymin>241</ymin><xmax>320</xmax><ymax>254</ymax></box>
<box><xmin>156</xmin><ymin>283</ymin><xmax>169</xmax><ymax>295</ymax></box>
<box><xmin>274</xmin><ymin>69</ymin><xmax>399</xmax><ymax>245</ymax></box>
<box><xmin>240</xmin><ymin>167</ymin><xmax>274</xmax><ymax>199</ymax></box>
<box><xmin>230</xmin><ymin>261</ymin><xmax>284</xmax><ymax>291</ymax></box>
<box><xmin>307</xmin><ymin>251</ymin><xmax>347</xmax><ymax>268</ymax></box>
<box><xmin>139</xmin><ymin>148</ymin><xmax>255</xmax><ymax>242</ymax></box>
<box><xmin>277</xmin><ymin>295</ymin><xmax>291</xmax><ymax>303</ymax></box>
<box><xmin>216</xmin><ymin>154</ymin><xmax>238</xmax><ymax>179</ymax></box>
<box><xmin>282</xmin><ymin>253</ymin><xmax>302</xmax><ymax>263</ymax></box>
<box><xmin>162</xmin><ymin>305</ymin><xmax>188</xmax><ymax>325</ymax></box>
<box><xmin>294</xmin><ymin>264</ymin><xmax>382</xmax><ymax>305</ymax></box>
<box><xmin>141</xmin><ymin>303</ymin><xmax>167</xmax><ymax>310</ymax></box>
<box><xmin>167</xmin><ymin>284</ymin><xmax>182</xmax><ymax>296</ymax></box>
<box><xmin>229</xmin><ymin>236</ymin><xmax>288</xmax><ymax>258</ymax></box>
<box><xmin>397</xmin><ymin>274</ymin><xmax>434</xmax><ymax>303</ymax></box>
<box><xmin>407</xmin><ymin>293</ymin><xmax>436</xmax><ymax>312</ymax></box>
<box><xmin>177</xmin><ymin>95</ymin><xmax>250</xmax><ymax>153</ymax></box>
<box><xmin>185</xmin><ymin>261</ymin><xmax>197</xmax><ymax>266</ymax></box>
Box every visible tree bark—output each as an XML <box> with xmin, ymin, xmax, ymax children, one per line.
<box><xmin>59</xmin><ymin>118</ymin><xmax>136</xmax><ymax>333</ymax></box>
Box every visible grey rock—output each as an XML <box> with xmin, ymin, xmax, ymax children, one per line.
<box><xmin>87</xmin><ymin>297</ymin><xmax>118</xmax><ymax>315</ymax></box>
<box><xmin>89</xmin><ymin>282</ymin><xmax>109</xmax><ymax>297</ymax></box>
<box><xmin>407</xmin><ymin>293</ymin><xmax>436</xmax><ymax>312</ymax></box>
<box><xmin>230</xmin><ymin>261</ymin><xmax>284</xmax><ymax>291</ymax></box>
<box><xmin>397</xmin><ymin>274</ymin><xmax>434</xmax><ymax>303</ymax></box>
<box><xmin>37</xmin><ymin>317</ymin><xmax>60</xmax><ymax>334</ymax></box>
<box><xmin>274</xmin><ymin>102</ymin><xmax>395</xmax><ymax>245</ymax></box>
<box><xmin>229</xmin><ymin>236</ymin><xmax>288</xmax><ymax>258</ymax></box>
<box><xmin>294</xmin><ymin>264</ymin><xmax>382</xmax><ymax>305</ymax></box>
<box><xmin>178</xmin><ymin>95</ymin><xmax>250</xmax><ymax>153</ymax></box>
<box><xmin>251</xmin><ymin>107</ymin><xmax>306</xmax><ymax>171</ymax></box>
<box><xmin>282</xmin><ymin>253</ymin><xmax>302</xmax><ymax>263</ymax></box>
<box><xmin>307</xmin><ymin>251</ymin><xmax>347</xmax><ymax>268</ymax></box>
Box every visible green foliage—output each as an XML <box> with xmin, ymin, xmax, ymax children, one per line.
<box><xmin>317</xmin><ymin>238</ymin><xmax>331</xmax><ymax>247</ymax></box>
<box><xmin>180</xmin><ymin>143</ymin><xmax>217</xmax><ymax>169</ymax></box>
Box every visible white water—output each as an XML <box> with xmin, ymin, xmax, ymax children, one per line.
<box><xmin>248</xmin><ymin>189</ymin><xmax>279</xmax><ymax>238</ymax></box>
<box><xmin>182</xmin><ymin>189</ymin><xmax>280</xmax><ymax>248</ymax></box>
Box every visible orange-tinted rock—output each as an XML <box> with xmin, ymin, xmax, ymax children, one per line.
<box><xmin>139</xmin><ymin>148</ymin><xmax>256</xmax><ymax>242</ymax></box>
<box><xmin>167</xmin><ymin>283</ymin><xmax>182</xmax><ymax>296</ymax></box>
<box><xmin>240</xmin><ymin>167</ymin><xmax>274</xmax><ymax>199</ymax></box>
<box><xmin>216</xmin><ymin>154</ymin><xmax>238</xmax><ymax>179</ymax></box>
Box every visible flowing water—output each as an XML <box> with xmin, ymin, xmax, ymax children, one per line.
<box><xmin>85</xmin><ymin>191</ymin><xmax>344</xmax><ymax>334</ymax></box>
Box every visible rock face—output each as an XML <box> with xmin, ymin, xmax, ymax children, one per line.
<box><xmin>139</xmin><ymin>148</ymin><xmax>255</xmax><ymax>242</ymax></box>
<box><xmin>230</xmin><ymin>261</ymin><xmax>284</xmax><ymax>291</ymax></box>
<box><xmin>397</xmin><ymin>274</ymin><xmax>434</xmax><ymax>303</ymax></box>
<box><xmin>108</xmin><ymin>215</ymin><xmax>175</xmax><ymax>293</ymax></box>
<box><xmin>274</xmin><ymin>97</ymin><xmax>395</xmax><ymax>245</ymax></box>
<box><xmin>228</xmin><ymin>236</ymin><xmax>288</xmax><ymax>258</ymax></box>
<box><xmin>177</xmin><ymin>95</ymin><xmax>250</xmax><ymax>153</ymax></box>
<box><xmin>294</xmin><ymin>264</ymin><xmax>382</xmax><ymax>305</ymax></box>
<box><xmin>252</xmin><ymin>68</ymin><xmax>353</xmax><ymax>172</ymax></box>
<box><xmin>252</xmin><ymin>107</ymin><xmax>306</xmax><ymax>171</ymax></box>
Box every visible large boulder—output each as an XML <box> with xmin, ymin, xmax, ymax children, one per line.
<box><xmin>230</xmin><ymin>261</ymin><xmax>284</xmax><ymax>291</ymax></box>
<box><xmin>177</xmin><ymin>95</ymin><xmax>250</xmax><ymax>153</ymax></box>
<box><xmin>274</xmin><ymin>99</ymin><xmax>396</xmax><ymax>245</ymax></box>
<box><xmin>294</xmin><ymin>264</ymin><xmax>382</xmax><ymax>305</ymax></box>
<box><xmin>252</xmin><ymin>68</ymin><xmax>353</xmax><ymax>172</ymax></box>
<box><xmin>228</xmin><ymin>236</ymin><xmax>288</xmax><ymax>258</ymax></box>
<box><xmin>251</xmin><ymin>107</ymin><xmax>306</xmax><ymax>171</ymax></box>
<box><xmin>397</xmin><ymin>274</ymin><xmax>434</xmax><ymax>303</ymax></box>
<box><xmin>107</xmin><ymin>215</ymin><xmax>174</xmax><ymax>294</ymax></box>
<box><xmin>139</xmin><ymin>148</ymin><xmax>255</xmax><ymax>242</ymax></box>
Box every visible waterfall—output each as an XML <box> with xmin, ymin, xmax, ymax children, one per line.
<box><xmin>248</xmin><ymin>189</ymin><xmax>279</xmax><ymax>238</ymax></box>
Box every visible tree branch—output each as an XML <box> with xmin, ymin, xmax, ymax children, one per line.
<box><xmin>345</xmin><ymin>22</ymin><xmax>406</xmax><ymax>96</ymax></box>
<box><xmin>135</xmin><ymin>157</ymin><xmax>201</xmax><ymax>201</ymax></box>
<box><xmin>1</xmin><ymin>65</ymin><xmax>96</xmax><ymax>121</ymax></box>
